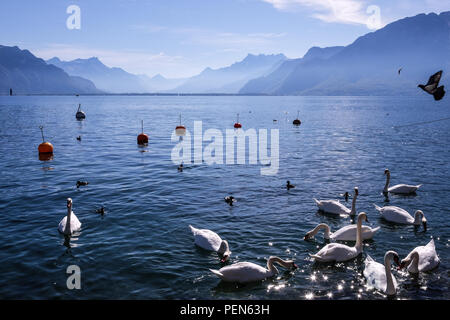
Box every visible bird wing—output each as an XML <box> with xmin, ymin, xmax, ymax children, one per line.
<box><xmin>426</xmin><ymin>70</ymin><xmax>442</xmax><ymax>86</ymax></box>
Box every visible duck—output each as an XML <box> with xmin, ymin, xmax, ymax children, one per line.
<box><xmin>76</xmin><ymin>180</ymin><xmax>89</xmax><ymax>188</ymax></box>
<box><xmin>399</xmin><ymin>239</ymin><xmax>440</xmax><ymax>273</ymax></box>
<box><xmin>383</xmin><ymin>169</ymin><xmax>422</xmax><ymax>194</ymax></box>
<box><xmin>309</xmin><ymin>212</ymin><xmax>368</xmax><ymax>262</ymax></box>
<box><xmin>178</xmin><ymin>163</ymin><xmax>183</xmax><ymax>172</ymax></box>
<box><xmin>189</xmin><ymin>225</ymin><xmax>231</xmax><ymax>262</ymax></box>
<box><xmin>314</xmin><ymin>187</ymin><xmax>358</xmax><ymax>216</ymax></box>
<box><xmin>76</xmin><ymin>136</ymin><xmax>81</xmax><ymax>141</ymax></box>
<box><xmin>304</xmin><ymin>221</ymin><xmax>380</xmax><ymax>241</ymax></box>
<box><xmin>58</xmin><ymin>198</ymin><xmax>81</xmax><ymax>235</ymax></box>
<box><xmin>286</xmin><ymin>180</ymin><xmax>295</xmax><ymax>190</ymax></box>
<box><xmin>364</xmin><ymin>251</ymin><xmax>400</xmax><ymax>296</ymax></box>
<box><xmin>224</xmin><ymin>196</ymin><xmax>236</xmax><ymax>206</ymax></box>
<box><xmin>374</xmin><ymin>204</ymin><xmax>427</xmax><ymax>231</ymax></box>
<box><xmin>95</xmin><ymin>206</ymin><xmax>105</xmax><ymax>216</ymax></box>
<box><xmin>209</xmin><ymin>256</ymin><xmax>297</xmax><ymax>283</ymax></box>
<box><xmin>343</xmin><ymin>191</ymin><xmax>349</xmax><ymax>202</ymax></box>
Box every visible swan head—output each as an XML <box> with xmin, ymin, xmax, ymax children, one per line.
<box><xmin>385</xmin><ymin>251</ymin><xmax>400</xmax><ymax>267</ymax></box>
<box><xmin>67</xmin><ymin>198</ymin><xmax>73</xmax><ymax>209</ymax></box>
<box><xmin>357</xmin><ymin>212</ymin><xmax>369</xmax><ymax>223</ymax></box>
<box><xmin>304</xmin><ymin>231</ymin><xmax>314</xmax><ymax>240</ymax></box>
<box><xmin>414</xmin><ymin>210</ymin><xmax>427</xmax><ymax>231</ymax></box>
<box><xmin>354</xmin><ymin>187</ymin><xmax>359</xmax><ymax>196</ymax></box>
<box><xmin>384</xmin><ymin>169</ymin><xmax>390</xmax><ymax>175</ymax></box>
<box><xmin>219</xmin><ymin>240</ymin><xmax>231</xmax><ymax>263</ymax></box>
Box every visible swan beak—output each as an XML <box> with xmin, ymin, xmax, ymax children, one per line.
<box><xmin>292</xmin><ymin>263</ymin><xmax>298</xmax><ymax>269</ymax></box>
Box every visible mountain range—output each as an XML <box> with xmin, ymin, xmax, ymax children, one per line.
<box><xmin>1</xmin><ymin>11</ymin><xmax>449</xmax><ymax>95</ymax></box>
<box><xmin>0</xmin><ymin>45</ymin><xmax>100</xmax><ymax>95</ymax></box>
<box><xmin>240</xmin><ymin>11</ymin><xmax>450</xmax><ymax>95</ymax></box>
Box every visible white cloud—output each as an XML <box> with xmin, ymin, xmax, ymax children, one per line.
<box><xmin>261</xmin><ymin>0</ymin><xmax>384</xmax><ymax>29</ymax></box>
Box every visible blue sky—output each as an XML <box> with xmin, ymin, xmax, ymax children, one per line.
<box><xmin>0</xmin><ymin>0</ymin><xmax>448</xmax><ymax>78</ymax></box>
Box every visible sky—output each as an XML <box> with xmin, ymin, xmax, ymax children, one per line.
<box><xmin>0</xmin><ymin>0</ymin><xmax>448</xmax><ymax>78</ymax></box>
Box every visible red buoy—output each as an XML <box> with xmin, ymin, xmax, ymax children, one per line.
<box><xmin>175</xmin><ymin>114</ymin><xmax>186</xmax><ymax>136</ymax></box>
<box><xmin>137</xmin><ymin>120</ymin><xmax>149</xmax><ymax>145</ymax></box>
<box><xmin>234</xmin><ymin>113</ymin><xmax>242</xmax><ymax>129</ymax></box>
<box><xmin>38</xmin><ymin>126</ymin><xmax>53</xmax><ymax>156</ymax></box>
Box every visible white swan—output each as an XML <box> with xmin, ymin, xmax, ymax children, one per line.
<box><xmin>383</xmin><ymin>169</ymin><xmax>422</xmax><ymax>194</ymax></box>
<box><xmin>209</xmin><ymin>256</ymin><xmax>297</xmax><ymax>283</ymax></box>
<box><xmin>364</xmin><ymin>251</ymin><xmax>400</xmax><ymax>296</ymax></box>
<box><xmin>309</xmin><ymin>212</ymin><xmax>367</xmax><ymax>262</ymax></box>
<box><xmin>400</xmin><ymin>239</ymin><xmax>440</xmax><ymax>273</ymax></box>
<box><xmin>374</xmin><ymin>204</ymin><xmax>427</xmax><ymax>231</ymax></box>
<box><xmin>304</xmin><ymin>222</ymin><xmax>380</xmax><ymax>241</ymax></box>
<box><xmin>58</xmin><ymin>198</ymin><xmax>81</xmax><ymax>235</ymax></box>
<box><xmin>314</xmin><ymin>187</ymin><xmax>358</xmax><ymax>216</ymax></box>
<box><xmin>189</xmin><ymin>225</ymin><xmax>231</xmax><ymax>262</ymax></box>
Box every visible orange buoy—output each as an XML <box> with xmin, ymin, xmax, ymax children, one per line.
<box><xmin>38</xmin><ymin>126</ymin><xmax>53</xmax><ymax>157</ymax></box>
<box><xmin>137</xmin><ymin>120</ymin><xmax>149</xmax><ymax>145</ymax></box>
<box><xmin>175</xmin><ymin>114</ymin><xmax>186</xmax><ymax>136</ymax></box>
<box><xmin>234</xmin><ymin>113</ymin><xmax>242</xmax><ymax>129</ymax></box>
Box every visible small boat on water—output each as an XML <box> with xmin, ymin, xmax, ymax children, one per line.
<box><xmin>76</xmin><ymin>104</ymin><xmax>86</xmax><ymax>120</ymax></box>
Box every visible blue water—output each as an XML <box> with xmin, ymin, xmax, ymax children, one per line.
<box><xmin>0</xmin><ymin>95</ymin><xmax>449</xmax><ymax>300</ymax></box>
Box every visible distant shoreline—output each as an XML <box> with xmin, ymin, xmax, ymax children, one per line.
<box><xmin>0</xmin><ymin>93</ymin><xmax>424</xmax><ymax>97</ymax></box>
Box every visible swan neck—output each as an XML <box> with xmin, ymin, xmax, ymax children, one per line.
<box><xmin>350</xmin><ymin>192</ymin><xmax>357</xmax><ymax>215</ymax></box>
<box><xmin>355</xmin><ymin>215</ymin><xmax>364</xmax><ymax>251</ymax></box>
<box><xmin>384</xmin><ymin>173</ymin><xmax>390</xmax><ymax>192</ymax></box>
<box><xmin>409</xmin><ymin>251</ymin><xmax>420</xmax><ymax>273</ymax></box>
<box><xmin>65</xmin><ymin>205</ymin><xmax>72</xmax><ymax>234</ymax></box>
<box><xmin>267</xmin><ymin>257</ymin><xmax>280</xmax><ymax>275</ymax></box>
<box><xmin>413</xmin><ymin>211</ymin><xmax>422</xmax><ymax>225</ymax></box>
<box><xmin>218</xmin><ymin>240</ymin><xmax>229</xmax><ymax>254</ymax></box>
<box><xmin>312</xmin><ymin>224</ymin><xmax>331</xmax><ymax>239</ymax></box>
<box><xmin>384</xmin><ymin>254</ymin><xmax>396</xmax><ymax>296</ymax></box>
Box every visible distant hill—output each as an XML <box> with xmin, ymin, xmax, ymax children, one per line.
<box><xmin>170</xmin><ymin>53</ymin><xmax>287</xmax><ymax>93</ymax></box>
<box><xmin>240</xmin><ymin>12</ymin><xmax>450</xmax><ymax>96</ymax></box>
<box><xmin>47</xmin><ymin>57</ymin><xmax>187</xmax><ymax>93</ymax></box>
<box><xmin>0</xmin><ymin>45</ymin><xmax>100</xmax><ymax>95</ymax></box>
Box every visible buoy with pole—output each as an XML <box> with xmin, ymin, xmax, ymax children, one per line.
<box><xmin>175</xmin><ymin>114</ymin><xmax>186</xmax><ymax>136</ymax></box>
<box><xmin>137</xmin><ymin>120</ymin><xmax>149</xmax><ymax>145</ymax></box>
<box><xmin>293</xmin><ymin>111</ymin><xmax>301</xmax><ymax>125</ymax></box>
<box><xmin>234</xmin><ymin>113</ymin><xmax>242</xmax><ymax>129</ymax></box>
<box><xmin>76</xmin><ymin>104</ymin><xmax>86</xmax><ymax>120</ymax></box>
<box><xmin>38</xmin><ymin>126</ymin><xmax>53</xmax><ymax>159</ymax></box>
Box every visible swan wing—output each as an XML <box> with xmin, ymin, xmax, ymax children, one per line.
<box><xmin>58</xmin><ymin>211</ymin><xmax>81</xmax><ymax>234</ymax></box>
<box><xmin>364</xmin><ymin>257</ymin><xmax>392</xmax><ymax>293</ymax></box>
<box><xmin>311</xmin><ymin>243</ymin><xmax>357</xmax><ymax>262</ymax></box>
<box><xmin>190</xmin><ymin>226</ymin><xmax>222</xmax><ymax>252</ymax></box>
<box><xmin>332</xmin><ymin>225</ymin><xmax>379</xmax><ymax>241</ymax></box>
<box><xmin>408</xmin><ymin>240</ymin><xmax>440</xmax><ymax>272</ymax></box>
<box><xmin>388</xmin><ymin>184</ymin><xmax>421</xmax><ymax>194</ymax></box>
<box><xmin>315</xmin><ymin>199</ymin><xmax>350</xmax><ymax>215</ymax></box>
<box><xmin>380</xmin><ymin>206</ymin><xmax>414</xmax><ymax>224</ymax></box>
<box><xmin>215</xmin><ymin>262</ymin><xmax>270</xmax><ymax>283</ymax></box>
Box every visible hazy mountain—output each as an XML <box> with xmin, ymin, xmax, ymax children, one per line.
<box><xmin>171</xmin><ymin>53</ymin><xmax>287</xmax><ymax>93</ymax></box>
<box><xmin>0</xmin><ymin>45</ymin><xmax>100</xmax><ymax>95</ymax></box>
<box><xmin>240</xmin><ymin>47</ymin><xmax>344</xmax><ymax>94</ymax></box>
<box><xmin>47</xmin><ymin>57</ymin><xmax>187</xmax><ymax>93</ymax></box>
<box><xmin>137</xmin><ymin>74</ymin><xmax>187</xmax><ymax>92</ymax></box>
<box><xmin>240</xmin><ymin>12</ymin><xmax>450</xmax><ymax>96</ymax></box>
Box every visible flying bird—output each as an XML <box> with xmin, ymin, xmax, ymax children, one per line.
<box><xmin>418</xmin><ymin>70</ymin><xmax>446</xmax><ymax>101</ymax></box>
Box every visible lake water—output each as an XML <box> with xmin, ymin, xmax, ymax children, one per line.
<box><xmin>0</xmin><ymin>95</ymin><xmax>448</xmax><ymax>300</ymax></box>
